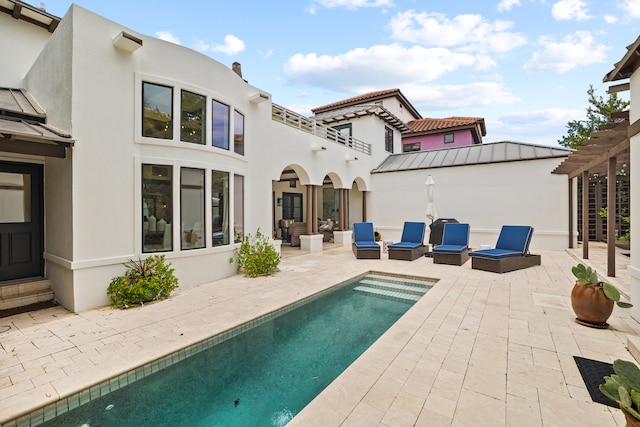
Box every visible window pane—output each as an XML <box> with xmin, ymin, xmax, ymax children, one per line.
<box><xmin>143</xmin><ymin>82</ymin><xmax>173</xmax><ymax>139</ymax></box>
<box><xmin>181</xmin><ymin>168</ymin><xmax>205</xmax><ymax>250</ymax></box>
<box><xmin>143</xmin><ymin>165</ymin><xmax>173</xmax><ymax>252</ymax></box>
<box><xmin>234</xmin><ymin>110</ymin><xmax>244</xmax><ymax>155</ymax></box>
<box><xmin>212</xmin><ymin>100</ymin><xmax>230</xmax><ymax>149</ymax></box>
<box><xmin>234</xmin><ymin>174</ymin><xmax>244</xmax><ymax>243</ymax></box>
<box><xmin>385</xmin><ymin>126</ymin><xmax>393</xmax><ymax>153</ymax></box>
<box><xmin>445</xmin><ymin>133</ymin><xmax>454</xmax><ymax>143</ymax></box>
<box><xmin>181</xmin><ymin>90</ymin><xmax>206</xmax><ymax>144</ymax></box>
<box><xmin>0</xmin><ymin>173</ymin><xmax>31</xmax><ymax>223</ymax></box>
<box><xmin>211</xmin><ymin>170</ymin><xmax>229</xmax><ymax>246</ymax></box>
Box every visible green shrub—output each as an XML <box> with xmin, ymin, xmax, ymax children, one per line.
<box><xmin>107</xmin><ymin>255</ymin><xmax>179</xmax><ymax>308</ymax></box>
<box><xmin>230</xmin><ymin>229</ymin><xmax>281</xmax><ymax>277</ymax></box>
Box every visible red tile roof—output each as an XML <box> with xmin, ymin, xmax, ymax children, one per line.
<box><xmin>407</xmin><ymin>116</ymin><xmax>485</xmax><ymax>133</ymax></box>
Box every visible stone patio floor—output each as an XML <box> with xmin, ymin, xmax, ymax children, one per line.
<box><xmin>1</xmin><ymin>242</ymin><xmax>638</xmax><ymax>426</ymax></box>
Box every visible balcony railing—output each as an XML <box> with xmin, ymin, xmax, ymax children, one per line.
<box><xmin>272</xmin><ymin>104</ymin><xmax>371</xmax><ymax>155</ymax></box>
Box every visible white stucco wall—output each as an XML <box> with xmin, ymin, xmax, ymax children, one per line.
<box><xmin>0</xmin><ymin>14</ymin><xmax>53</xmax><ymax>88</ymax></box>
<box><xmin>369</xmin><ymin>158</ymin><xmax>570</xmax><ymax>250</ymax></box>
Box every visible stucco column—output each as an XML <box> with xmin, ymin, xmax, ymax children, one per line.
<box><xmin>306</xmin><ymin>185</ymin><xmax>313</xmax><ymax>235</ymax></box>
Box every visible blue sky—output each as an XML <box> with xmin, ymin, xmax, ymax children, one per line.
<box><xmin>40</xmin><ymin>0</ymin><xmax>640</xmax><ymax>147</ymax></box>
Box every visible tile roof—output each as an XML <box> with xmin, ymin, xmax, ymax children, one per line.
<box><xmin>407</xmin><ymin>116</ymin><xmax>485</xmax><ymax>134</ymax></box>
<box><xmin>372</xmin><ymin>141</ymin><xmax>571</xmax><ymax>173</ymax></box>
<box><xmin>311</xmin><ymin>88</ymin><xmax>421</xmax><ymax>119</ymax></box>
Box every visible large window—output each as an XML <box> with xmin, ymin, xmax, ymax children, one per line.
<box><xmin>180</xmin><ymin>168</ymin><xmax>205</xmax><ymax>250</ymax></box>
<box><xmin>212</xmin><ymin>170</ymin><xmax>229</xmax><ymax>246</ymax></box>
<box><xmin>385</xmin><ymin>126</ymin><xmax>393</xmax><ymax>153</ymax></box>
<box><xmin>181</xmin><ymin>90</ymin><xmax>206</xmax><ymax>144</ymax></box>
<box><xmin>234</xmin><ymin>110</ymin><xmax>244</xmax><ymax>155</ymax></box>
<box><xmin>234</xmin><ymin>174</ymin><xmax>244</xmax><ymax>243</ymax></box>
<box><xmin>212</xmin><ymin>100</ymin><xmax>230</xmax><ymax>149</ymax></box>
<box><xmin>142</xmin><ymin>164</ymin><xmax>173</xmax><ymax>252</ymax></box>
<box><xmin>142</xmin><ymin>82</ymin><xmax>173</xmax><ymax>139</ymax></box>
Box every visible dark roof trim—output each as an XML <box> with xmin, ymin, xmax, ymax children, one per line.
<box><xmin>603</xmin><ymin>35</ymin><xmax>640</xmax><ymax>82</ymax></box>
<box><xmin>312</xmin><ymin>88</ymin><xmax>422</xmax><ymax>120</ymax></box>
<box><xmin>0</xmin><ymin>117</ymin><xmax>73</xmax><ymax>158</ymax></box>
<box><xmin>315</xmin><ymin>104</ymin><xmax>413</xmax><ymax>133</ymax></box>
<box><xmin>0</xmin><ymin>0</ymin><xmax>61</xmax><ymax>33</ymax></box>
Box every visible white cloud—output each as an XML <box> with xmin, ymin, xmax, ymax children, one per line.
<box><xmin>552</xmin><ymin>0</ymin><xmax>591</xmax><ymax>21</ymax></box>
<box><xmin>283</xmin><ymin>44</ymin><xmax>496</xmax><ymax>92</ymax></box>
<box><xmin>498</xmin><ymin>0</ymin><xmax>521</xmax><ymax>12</ymax></box>
<box><xmin>604</xmin><ymin>14</ymin><xmax>618</xmax><ymax>24</ymax></box>
<box><xmin>210</xmin><ymin>35</ymin><xmax>245</xmax><ymax>55</ymax></box>
<box><xmin>488</xmin><ymin>107</ymin><xmax>583</xmax><ymax>145</ymax></box>
<box><xmin>155</xmin><ymin>31</ymin><xmax>181</xmax><ymax>45</ymax></box>
<box><xmin>192</xmin><ymin>39</ymin><xmax>210</xmax><ymax>52</ymax></box>
<box><xmin>402</xmin><ymin>81</ymin><xmax>521</xmax><ymax>110</ymax></box>
<box><xmin>310</xmin><ymin>0</ymin><xmax>394</xmax><ymax>9</ymax></box>
<box><xmin>387</xmin><ymin>10</ymin><xmax>526</xmax><ymax>54</ymax></box>
<box><xmin>523</xmin><ymin>31</ymin><xmax>609</xmax><ymax>72</ymax></box>
<box><xmin>619</xmin><ymin>0</ymin><xmax>640</xmax><ymax>18</ymax></box>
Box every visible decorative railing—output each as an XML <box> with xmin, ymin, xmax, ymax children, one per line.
<box><xmin>272</xmin><ymin>104</ymin><xmax>371</xmax><ymax>155</ymax></box>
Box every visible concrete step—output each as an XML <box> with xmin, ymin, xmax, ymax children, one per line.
<box><xmin>358</xmin><ymin>279</ymin><xmax>429</xmax><ymax>296</ymax></box>
<box><xmin>365</xmin><ymin>273</ymin><xmax>436</xmax><ymax>288</ymax></box>
<box><xmin>0</xmin><ymin>279</ymin><xmax>54</xmax><ymax>311</ymax></box>
<box><xmin>353</xmin><ymin>285</ymin><xmax>422</xmax><ymax>304</ymax></box>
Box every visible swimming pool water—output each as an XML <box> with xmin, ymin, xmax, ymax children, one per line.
<box><xmin>37</xmin><ymin>273</ymin><xmax>434</xmax><ymax>426</ymax></box>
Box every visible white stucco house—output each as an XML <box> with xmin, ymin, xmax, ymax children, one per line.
<box><xmin>1</xmin><ymin>1</ymin><xmax>573</xmax><ymax>313</ymax></box>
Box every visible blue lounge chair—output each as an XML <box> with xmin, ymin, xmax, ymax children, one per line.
<box><xmin>468</xmin><ymin>225</ymin><xmax>540</xmax><ymax>273</ymax></box>
<box><xmin>388</xmin><ymin>221</ymin><xmax>427</xmax><ymax>261</ymax></box>
<box><xmin>352</xmin><ymin>222</ymin><xmax>381</xmax><ymax>259</ymax></box>
<box><xmin>432</xmin><ymin>223</ymin><xmax>470</xmax><ymax>265</ymax></box>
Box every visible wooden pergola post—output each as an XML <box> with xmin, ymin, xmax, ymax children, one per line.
<box><xmin>608</xmin><ymin>156</ymin><xmax>617</xmax><ymax>276</ymax></box>
<box><xmin>582</xmin><ymin>170</ymin><xmax>589</xmax><ymax>259</ymax></box>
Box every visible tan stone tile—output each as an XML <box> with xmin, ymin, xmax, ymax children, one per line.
<box><xmin>423</xmin><ymin>392</ymin><xmax>456</xmax><ymax>419</ymax></box>
<box><xmin>341</xmin><ymin>402</ymin><xmax>384</xmax><ymax>427</ymax></box>
<box><xmin>538</xmin><ymin>389</ymin><xmax>618</xmax><ymax>426</ymax></box>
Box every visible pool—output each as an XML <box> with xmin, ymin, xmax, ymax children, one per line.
<box><xmin>17</xmin><ymin>272</ymin><xmax>436</xmax><ymax>426</ymax></box>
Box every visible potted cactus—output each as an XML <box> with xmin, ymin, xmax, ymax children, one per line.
<box><xmin>600</xmin><ymin>359</ymin><xmax>640</xmax><ymax>426</ymax></box>
<box><xmin>570</xmin><ymin>263</ymin><xmax>632</xmax><ymax>328</ymax></box>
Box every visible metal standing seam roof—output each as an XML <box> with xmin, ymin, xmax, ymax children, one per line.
<box><xmin>371</xmin><ymin>141</ymin><xmax>572</xmax><ymax>173</ymax></box>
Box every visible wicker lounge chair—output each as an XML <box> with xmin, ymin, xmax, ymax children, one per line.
<box><xmin>288</xmin><ymin>222</ymin><xmax>307</xmax><ymax>247</ymax></box>
<box><xmin>468</xmin><ymin>225</ymin><xmax>541</xmax><ymax>273</ymax></box>
<box><xmin>352</xmin><ymin>222</ymin><xmax>381</xmax><ymax>259</ymax></box>
<box><xmin>388</xmin><ymin>222</ymin><xmax>427</xmax><ymax>261</ymax></box>
<box><xmin>432</xmin><ymin>223</ymin><xmax>470</xmax><ymax>265</ymax></box>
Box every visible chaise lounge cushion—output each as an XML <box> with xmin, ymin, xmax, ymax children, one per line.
<box><xmin>469</xmin><ymin>225</ymin><xmax>533</xmax><ymax>259</ymax></box>
<box><xmin>388</xmin><ymin>221</ymin><xmax>427</xmax><ymax>261</ymax></box>
<box><xmin>352</xmin><ymin>222</ymin><xmax>381</xmax><ymax>259</ymax></box>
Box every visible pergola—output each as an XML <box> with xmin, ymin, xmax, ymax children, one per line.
<box><xmin>552</xmin><ymin>115</ymin><xmax>632</xmax><ymax>277</ymax></box>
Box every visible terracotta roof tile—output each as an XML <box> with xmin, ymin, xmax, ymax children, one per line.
<box><xmin>311</xmin><ymin>89</ymin><xmax>401</xmax><ymax>113</ymax></box>
<box><xmin>407</xmin><ymin>117</ymin><xmax>485</xmax><ymax>133</ymax></box>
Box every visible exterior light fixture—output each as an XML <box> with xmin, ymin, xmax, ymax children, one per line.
<box><xmin>113</xmin><ymin>31</ymin><xmax>143</xmax><ymax>53</ymax></box>
<box><xmin>249</xmin><ymin>93</ymin><xmax>270</xmax><ymax>104</ymax></box>
<box><xmin>345</xmin><ymin>155</ymin><xmax>358</xmax><ymax>162</ymax></box>
<box><xmin>311</xmin><ymin>145</ymin><xmax>326</xmax><ymax>151</ymax></box>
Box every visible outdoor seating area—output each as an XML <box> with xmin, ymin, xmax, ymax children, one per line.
<box><xmin>388</xmin><ymin>221</ymin><xmax>427</xmax><ymax>261</ymax></box>
<box><xmin>432</xmin><ymin>223</ymin><xmax>470</xmax><ymax>265</ymax></box>
<box><xmin>469</xmin><ymin>225</ymin><xmax>541</xmax><ymax>273</ymax></box>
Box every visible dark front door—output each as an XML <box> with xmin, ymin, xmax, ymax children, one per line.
<box><xmin>0</xmin><ymin>162</ymin><xmax>44</xmax><ymax>281</ymax></box>
<box><xmin>282</xmin><ymin>192</ymin><xmax>303</xmax><ymax>222</ymax></box>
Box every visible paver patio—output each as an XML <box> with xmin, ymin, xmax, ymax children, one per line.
<box><xmin>0</xmin><ymin>242</ymin><xmax>637</xmax><ymax>426</ymax></box>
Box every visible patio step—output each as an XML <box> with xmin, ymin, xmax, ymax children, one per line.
<box><xmin>353</xmin><ymin>286</ymin><xmax>423</xmax><ymax>303</ymax></box>
<box><xmin>0</xmin><ymin>279</ymin><xmax>54</xmax><ymax>312</ymax></box>
<box><xmin>358</xmin><ymin>279</ymin><xmax>429</xmax><ymax>296</ymax></box>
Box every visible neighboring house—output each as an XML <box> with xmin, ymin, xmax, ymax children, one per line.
<box><xmin>402</xmin><ymin>116</ymin><xmax>486</xmax><ymax>152</ymax></box>
<box><xmin>0</xmin><ymin>1</ymin><xmax>573</xmax><ymax>313</ymax></box>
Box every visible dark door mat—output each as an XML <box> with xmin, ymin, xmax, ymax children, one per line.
<box><xmin>574</xmin><ymin>356</ymin><xmax>617</xmax><ymax>408</ymax></box>
<box><xmin>0</xmin><ymin>300</ymin><xmax>58</xmax><ymax>319</ymax></box>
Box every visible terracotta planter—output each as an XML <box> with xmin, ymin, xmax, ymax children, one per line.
<box><xmin>622</xmin><ymin>407</ymin><xmax>640</xmax><ymax>427</ymax></box>
<box><xmin>571</xmin><ymin>282</ymin><xmax>614</xmax><ymax>328</ymax></box>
